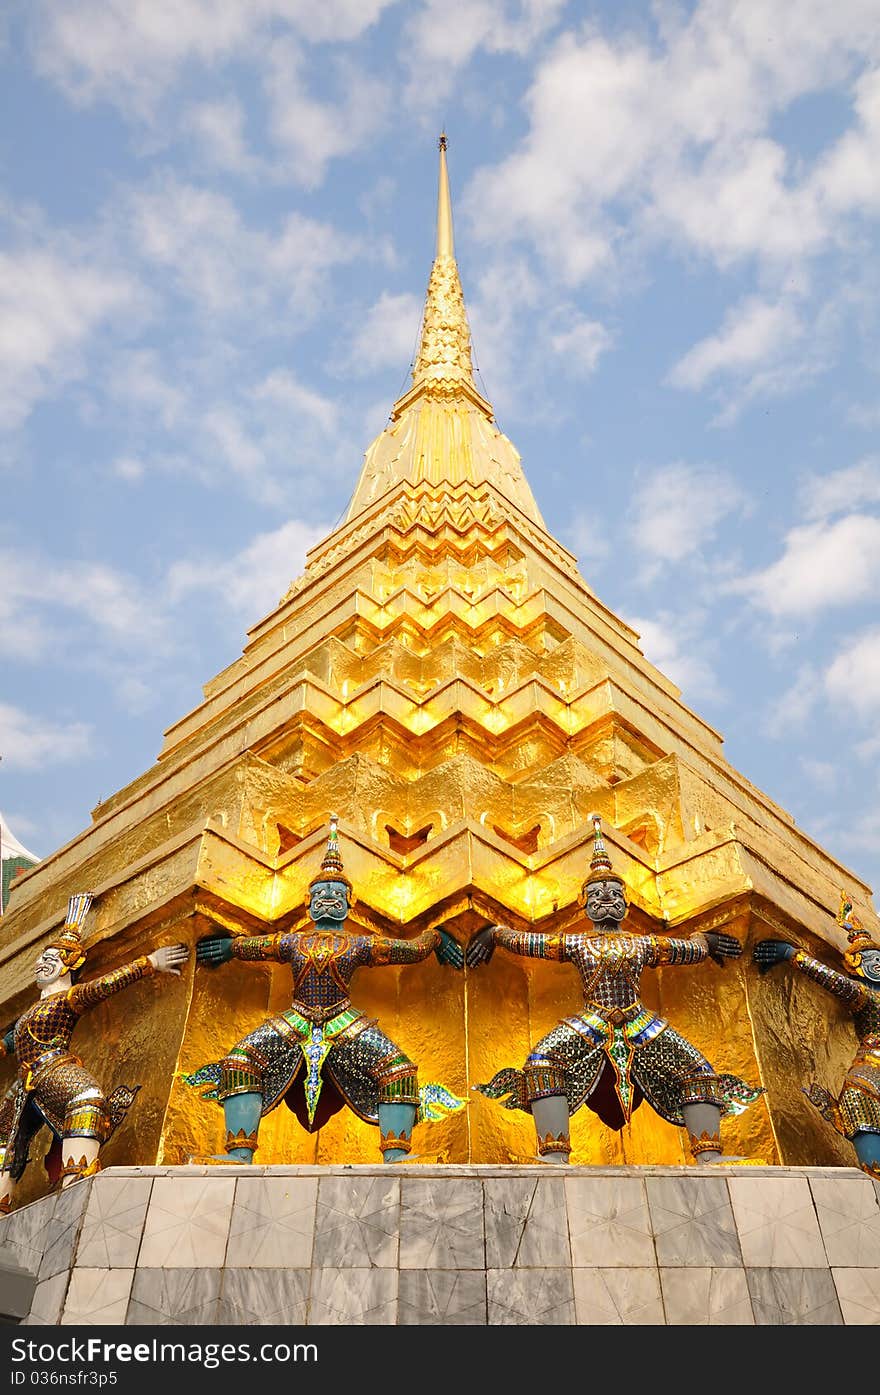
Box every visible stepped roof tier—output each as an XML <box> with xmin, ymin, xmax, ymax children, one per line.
<box><xmin>0</xmin><ymin>141</ymin><xmax>874</xmax><ymax>1183</ymax></box>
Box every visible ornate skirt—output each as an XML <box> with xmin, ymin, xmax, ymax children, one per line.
<box><xmin>0</xmin><ymin>1056</ymin><xmax>138</xmax><ymax>1181</ymax></box>
<box><xmin>476</xmin><ymin>1008</ymin><xmax>762</xmax><ymax>1131</ymax></box>
<box><xmin>186</xmin><ymin>1006</ymin><xmax>463</xmax><ymax>1131</ymax></box>
<box><xmin>805</xmin><ymin>1048</ymin><xmax>880</xmax><ymax>1139</ymax></box>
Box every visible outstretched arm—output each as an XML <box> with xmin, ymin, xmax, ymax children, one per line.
<box><xmin>367</xmin><ymin>927</ymin><xmax>442</xmax><ymax>967</ymax></box>
<box><xmin>754</xmin><ymin>940</ymin><xmax>870</xmax><ymax>1010</ymax></box>
<box><xmin>466</xmin><ymin>923</ymin><xmax>566</xmax><ymax>967</ymax></box>
<box><xmin>644</xmin><ymin>932</ymin><xmax>741</xmax><ymax>968</ymax></box>
<box><xmin>197</xmin><ymin>932</ymin><xmax>291</xmax><ymax>967</ymax></box>
<box><xmin>69</xmin><ymin>943</ymin><xmax>187</xmax><ymax>1012</ymax></box>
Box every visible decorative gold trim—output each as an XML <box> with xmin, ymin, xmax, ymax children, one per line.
<box><xmin>224</xmin><ymin>1128</ymin><xmax>258</xmax><ymax>1154</ymax></box>
<box><xmin>537</xmin><ymin>1131</ymin><xmax>571</xmax><ymax>1156</ymax></box>
<box><xmin>379</xmin><ymin>1130</ymin><xmax>412</xmax><ymax>1155</ymax></box>
<box><xmin>59</xmin><ymin>1155</ymin><xmax>102</xmax><ymax>1184</ymax></box>
<box><xmin>688</xmin><ymin>1130</ymin><xmax>722</xmax><ymax>1157</ymax></box>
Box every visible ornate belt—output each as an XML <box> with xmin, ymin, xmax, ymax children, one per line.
<box><xmin>20</xmin><ymin>1050</ymin><xmax>81</xmax><ymax>1091</ymax></box>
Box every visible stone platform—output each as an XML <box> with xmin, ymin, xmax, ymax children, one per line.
<box><xmin>2</xmin><ymin>1164</ymin><xmax>880</xmax><ymax>1325</ymax></box>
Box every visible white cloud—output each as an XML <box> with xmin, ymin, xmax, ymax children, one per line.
<box><xmin>0</xmin><ymin>250</ymin><xmax>141</xmax><ymax>430</ymax></box>
<box><xmin>106</xmin><ymin>349</ymin><xmax>186</xmax><ymax>429</ymax></box>
<box><xmin>735</xmin><ymin>514</ymin><xmax>880</xmax><ymax>616</ymax></box>
<box><xmin>763</xmin><ymin>665</ymin><xmax>822</xmax><ymax>738</ymax></box>
<box><xmin>0</xmin><ymin>548</ymin><xmax>165</xmax><ymax>657</ymax></box>
<box><xmin>566</xmin><ymin>514</ymin><xmax>610</xmax><ymax>571</ymax></box>
<box><xmin>669</xmin><ymin>297</ymin><xmax>802</xmax><ymax>391</ymax></box>
<box><xmin>628</xmin><ymin>611</ymin><xmax>721</xmax><ymax>702</ymax></box>
<box><xmin>265</xmin><ymin>41</ymin><xmax>389</xmax><ymax>189</ymax></box>
<box><xmin>168</xmin><ymin>517</ymin><xmax>328</xmax><ymax>619</ymax></box>
<box><xmin>825</xmin><ymin>627</ymin><xmax>880</xmax><ymax>716</ymax></box>
<box><xmin>801</xmin><ymin>457</ymin><xmax>880</xmax><ymax>520</ymax></box>
<box><xmin>129</xmin><ymin>179</ymin><xmax>358</xmax><ymax>320</ymax></box>
<box><xmin>800</xmin><ymin>757</ymin><xmax>837</xmax><ymax>790</ymax></box>
<box><xmin>404</xmin><ymin>0</ymin><xmax>568</xmax><ymax>106</ymax></box>
<box><xmin>187</xmin><ymin>97</ymin><xmax>261</xmax><ymax>177</ymax></box>
<box><xmin>252</xmin><ymin>371</ymin><xmax>340</xmax><ymax>435</ymax></box>
<box><xmin>631</xmin><ymin>464</ymin><xmax>748</xmax><ymax>566</ymax></box>
<box><xmin>550</xmin><ymin>317</ymin><xmax>611</xmax><ymax>377</ymax></box>
<box><xmin>0</xmin><ymin>703</ymin><xmax>92</xmax><ymax>771</ymax></box>
<box><xmin>346</xmin><ymin>292</ymin><xmax>422</xmax><ymax>377</ymax></box>
<box><xmin>32</xmin><ymin>0</ymin><xmax>397</xmax><ymax>108</ymax></box>
<box><xmin>463</xmin><ymin>2</ymin><xmax>880</xmax><ymax>410</ymax></box>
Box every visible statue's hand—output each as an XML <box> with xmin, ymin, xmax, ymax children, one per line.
<box><xmin>435</xmin><ymin>927</ymin><xmax>464</xmax><ymax>969</ymax></box>
<box><xmin>466</xmin><ymin>926</ymin><xmax>497</xmax><ymax>968</ymax></box>
<box><xmin>704</xmin><ymin>931</ymin><xmax>742</xmax><ymax>966</ymax></box>
<box><xmin>752</xmin><ymin>939</ymin><xmax>796</xmax><ymax>974</ymax></box>
<box><xmin>148</xmin><ymin>943</ymin><xmax>190</xmax><ymax>976</ymax></box>
<box><xmin>196</xmin><ymin>935</ymin><xmax>234</xmax><ymax>968</ymax></box>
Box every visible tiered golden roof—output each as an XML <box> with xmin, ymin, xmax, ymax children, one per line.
<box><xmin>0</xmin><ymin>140</ymin><xmax>875</xmax><ymax>1186</ymax></box>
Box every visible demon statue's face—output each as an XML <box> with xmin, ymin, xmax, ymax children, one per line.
<box><xmin>308</xmin><ymin>879</ymin><xmax>351</xmax><ymax>927</ymax></box>
<box><xmin>584</xmin><ymin>878</ymin><xmax>628</xmax><ymax>929</ymax></box>
<box><xmin>34</xmin><ymin>946</ymin><xmax>67</xmax><ymax>989</ymax></box>
<box><xmin>853</xmin><ymin>947</ymin><xmax>880</xmax><ymax>987</ymax></box>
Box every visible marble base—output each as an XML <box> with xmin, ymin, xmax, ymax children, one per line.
<box><xmin>2</xmin><ymin>1164</ymin><xmax>879</xmax><ymax>1325</ymax></box>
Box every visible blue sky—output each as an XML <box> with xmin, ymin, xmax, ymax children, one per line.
<box><xmin>1</xmin><ymin>1</ymin><xmax>879</xmax><ymax>899</ymax></box>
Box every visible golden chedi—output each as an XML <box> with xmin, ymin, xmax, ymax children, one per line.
<box><xmin>0</xmin><ymin>137</ymin><xmax>876</xmax><ymax>1193</ymax></box>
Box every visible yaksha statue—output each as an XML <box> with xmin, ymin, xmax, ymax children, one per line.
<box><xmin>0</xmin><ymin>893</ymin><xmax>188</xmax><ymax>1211</ymax></box>
<box><xmin>754</xmin><ymin>892</ymin><xmax>880</xmax><ymax>1177</ymax></box>
<box><xmin>468</xmin><ymin>814</ymin><xmax>763</xmax><ymax>1162</ymax></box>
<box><xmin>187</xmin><ymin>816</ymin><xmax>465</xmax><ymax>1163</ymax></box>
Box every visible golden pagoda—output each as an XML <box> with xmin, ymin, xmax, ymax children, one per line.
<box><xmin>1</xmin><ymin>139</ymin><xmax>876</xmax><ymax>1196</ymax></box>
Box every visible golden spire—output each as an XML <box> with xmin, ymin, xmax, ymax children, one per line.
<box><xmin>411</xmin><ymin>134</ymin><xmax>475</xmax><ymax>393</ymax></box>
<box><xmin>345</xmin><ymin>136</ymin><xmax>545</xmax><ymax>527</ymax></box>
<box><xmin>436</xmin><ymin>132</ymin><xmax>454</xmax><ymax>257</ymax></box>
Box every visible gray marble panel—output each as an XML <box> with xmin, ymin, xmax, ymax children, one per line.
<box><xmin>398</xmin><ymin>1270</ymin><xmax>487</xmax><ymax>1325</ymax></box>
<box><xmin>646</xmin><ymin>1176</ymin><xmax>741</xmax><ymax>1266</ymax></box>
<box><xmin>23</xmin><ymin>1272</ymin><xmax>69</xmax><ymax>1326</ymax></box>
<box><xmin>810</xmin><ymin>1175</ymin><xmax>880</xmax><ymax>1267</ymax></box>
<box><xmin>832</xmin><ymin>1267</ymin><xmax>880</xmax><ymax>1324</ymax></box>
<box><xmin>729</xmin><ymin>1176</ymin><xmax>826</xmax><ymax>1267</ymax></box>
<box><xmin>61</xmin><ymin>1268</ymin><xmax>133</xmax><ymax>1325</ymax></box>
<box><xmin>127</xmin><ymin>1268</ymin><xmax>222</xmax><ymax>1324</ymax></box>
<box><xmin>484</xmin><ymin>1177</ymin><xmax>570</xmax><ymax>1268</ymax></box>
<box><xmin>218</xmin><ymin>1269</ymin><xmax>310</xmax><ymax>1324</ymax></box>
<box><xmin>573</xmin><ymin>1268</ymin><xmax>665</xmax><ymax>1325</ymax></box>
<box><xmin>312</xmin><ymin>1175</ymin><xmax>399</xmax><ymax>1269</ymax></box>
<box><xmin>226</xmin><ymin>1176</ymin><xmax>317</xmax><ymax>1268</ymax></box>
<box><xmin>660</xmin><ymin>1267</ymin><xmax>754</xmax><ymax>1325</ymax></box>
<box><xmin>487</xmin><ymin>1268</ymin><xmax>575</xmax><ymax>1325</ymax></box>
<box><xmin>38</xmin><ymin>1183</ymin><xmax>91</xmax><ymax>1281</ymax></box>
<box><xmin>138</xmin><ymin>1177</ymin><xmax>234</xmax><ymax>1268</ymax></box>
<box><xmin>399</xmin><ymin>1178</ymin><xmax>484</xmax><ymax>1269</ymax></box>
<box><xmin>309</xmin><ymin>1268</ymin><xmax>397</xmax><ymax>1324</ymax></box>
<box><xmin>0</xmin><ymin>1192</ymin><xmax>58</xmax><ymax>1275</ymax></box>
<box><xmin>76</xmin><ymin>1176</ymin><xmax>153</xmax><ymax>1269</ymax></box>
<box><xmin>746</xmin><ymin>1268</ymin><xmax>843</xmax><ymax>1325</ymax></box>
<box><xmin>566</xmin><ymin>1175</ymin><xmax>655</xmax><ymax>1267</ymax></box>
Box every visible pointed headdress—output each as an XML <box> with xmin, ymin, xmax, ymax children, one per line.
<box><xmin>837</xmin><ymin>889</ymin><xmax>878</xmax><ymax>974</ymax></box>
<box><xmin>45</xmin><ymin>892</ymin><xmax>93</xmax><ymax>973</ymax></box>
<box><xmin>579</xmin><ymin>813</ymin><xmax>626</xmax><ymax>901</ymax></box>
<box><xmin>308</xmin><ymin>815</ymin><xmax>354</xmax><ymax>899</ymax></box>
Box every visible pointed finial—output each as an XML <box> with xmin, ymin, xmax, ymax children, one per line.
<box><xmin>309</xmin><ymin>815</ymin><xmax>353</xmax><ymax>893</ymax></box>
<box><xmin>436</xmin><ymin>131</ymin><xmax>454</xmax><ymax>259</ymax></box>
<box><xmin>580</xmin><ymin>813</ymin><xmax>625</xmax><ymax>895</ymax></box>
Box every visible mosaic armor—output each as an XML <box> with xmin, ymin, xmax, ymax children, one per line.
<box><xmin>188</xmin><ymin>927</ymin><xmax>461</xmax><ymax>1131</ymax></box>
<box><xmin>476</xmin><ymin>928</ymin><xmax>761</xmax><ymax>1130</ymax></box>
<box><xmin>793</xmin><ymin>951</ymin><xmax>880</xmax><ymax>1139</ymax></box>
<box><xmin>0</xmin><ymin>957</ymin><xmax>152</xmax><ymax>1181</ymax></box>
